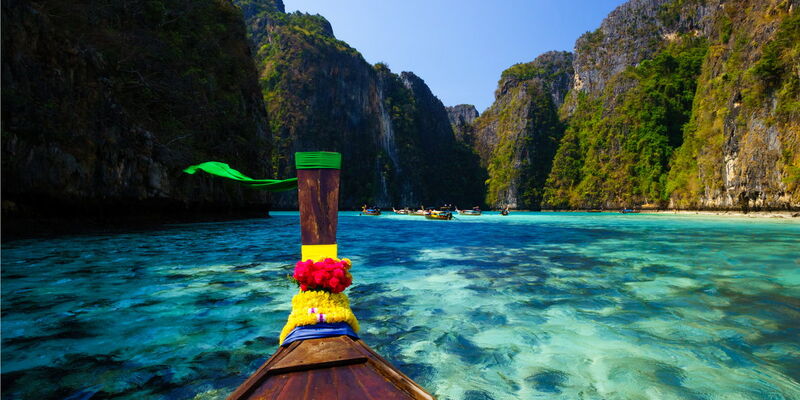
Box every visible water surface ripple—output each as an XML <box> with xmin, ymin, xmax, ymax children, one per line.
<box><xmin>2</xmin><ymin>212</ymin><xmax>799</xmax><ymax>399</ymax></box>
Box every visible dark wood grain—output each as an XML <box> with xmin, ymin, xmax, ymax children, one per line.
<box><xmin>354</xmin><ymin>339</ymin><xmax>435</xmax><ymax>399</ymax></box>
<box><xmin>249</xmin><ymin>373</ymin><xmax>290</xmax><ymax>400</ymax></box>
<box><xmin>226</xmin><ymin>340</ymin><xmax>300</xmax><ymax>400</ymax></box>
<box><xmin>297</xmin><ymin>169</ymin><xmax>340</xmax><ymax>246</ymax></box>
<box><xmin>228</xmin><ymin>336</ymin><xmax>435</xmax><ymax>400</ymax></box>
<box><xmin>268</xmin><ymin>336</ymin><xmax>367</xmax><ymax>375</ymax></box>
<box><xmin>304</xmin><ymin>368</ymin><xmax>334</xmax><ymax>399</ymax></box>
<box><xmin>274</xmin><ymin>372</ymin><xmax>310</xmax><ymax>400</ymax></box>
<box><xmin>356</xmin><ymin>365</ymin><xmax>417</xmax><ymax>400</ymax></box>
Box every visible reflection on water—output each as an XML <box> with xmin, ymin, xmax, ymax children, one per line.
<box><xmin>2</xmin><ymin>212</ymin><xmax>800</xmax><ymax>399</ymax></box>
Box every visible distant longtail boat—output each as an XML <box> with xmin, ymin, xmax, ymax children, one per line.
<box><xmin>456</xmin><ymin>207</ymin><xmax>482</xmax><ymax>216</ymax></box>
<box><xmin>361</xmin><ymin>205</ymin><xmax>382</xmax><ymax>216</ymax></box>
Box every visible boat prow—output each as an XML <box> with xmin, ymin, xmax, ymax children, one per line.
<box><xmin>228</xmin><ymin>335</ymin><xmax>433</xmax><ymax>400</ymax></box>
<box><xmin>227</xmin><ymin>152</ymin><xmax>433</xmax><ymax>399</ymax></box>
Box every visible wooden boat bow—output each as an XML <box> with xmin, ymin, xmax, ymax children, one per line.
<box><xmin>228</xmin><ymin>336</ymin><xmax>433</xmax><ymax>399</ymax></box>
<box><xmin>227</xmin><ymin>151</ymin><xmax>434</xmax><ymax>400</ymax></box>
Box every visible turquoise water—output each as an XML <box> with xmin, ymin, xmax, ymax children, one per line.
<box><xmin>2</xmin><ymin>212</ymin><xmax>799</xmax><ymax>399</ymax></box>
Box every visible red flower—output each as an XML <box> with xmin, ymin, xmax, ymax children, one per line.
<box><xmin>329</xmin><ymin>277</ymin><xmax>340</xmax><ymax>289</ymax></box>
<box><xmin>292</xmin><ymin>258</ymin><xmax>354</xmax><ymax>293</ymax></box>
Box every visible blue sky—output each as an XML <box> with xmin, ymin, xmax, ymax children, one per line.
<box><xmin>283</xmin><ymin>0</ymin><xmax>624</xmax><ymax>112</ymax></box>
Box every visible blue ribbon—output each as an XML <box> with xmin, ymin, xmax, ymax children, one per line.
<box><xmin>281</xmin><ymin>322</ymin><xmax>359</xmax><ymax>346</ymax></box>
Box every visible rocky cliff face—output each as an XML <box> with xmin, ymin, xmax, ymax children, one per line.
<box><xmin>236</xmin><ymin>0</ymin><xmax>382</xmax><ymax>208</ymax></box>
<box><xmin>447</xmin><ymin>105</ymin><xmax>479</xmax><ymax>127</ymax></box>
<box><xmin>471</xmin><ymin>51</ymin><xmax>574</xmax><ymax>209</ymax></box>
<box><xmin>471</xmin><ymin>0</ymin><xmax>797</xmax><ymax>211</ymax></box>
<box><xmin>398</xmin><ymin>72</ymin><xmax>486</xmax><ymax>207</ymax></box>
<box><xmin>237</xmin><ymin>0</ymin><xmax>485</xmax><ymax>208</ymax></box>
<box><xmin>447</xmin><ymin>104</ymin><xmax>479</xmax><ymax>145</ymax></box>
<box><xmin>544</xmin><ymin>0</ymin><xmax>799</xmax><ymax>210</ymax></box>
<box><xmin>1</xmin><ymin>0</ymin><xmax>272</xmax><ymax>223</ymax></box>
<box><xmin>667</xmin><ymin>0</ymin><xmax>800</xmax><ymax>210</ymax></box>
<box><xmin>568</xmin><ymin>0</ymin><xmax>714</xmax><ymax>98</ymax></box>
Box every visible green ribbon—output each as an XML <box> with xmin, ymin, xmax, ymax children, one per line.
<box><xmin>183</xmin><ymin>161</ymin><xmax>297</xmax><ymax>192</ymax></box>
<box><xmin>295</xmin><ymin>152</ymin><xmax>341</xmax><ymax>170</ymax></box>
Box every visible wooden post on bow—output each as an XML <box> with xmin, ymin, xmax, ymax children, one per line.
<box><xmin>295</xmin><ymin>152</ymin><xmax>341</xmax><ymax>261</ymax></box>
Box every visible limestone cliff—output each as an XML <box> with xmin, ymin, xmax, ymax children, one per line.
<box><xmin>471</xmin><ymin>51</ymin><xmax>574</xmax><ymax>209</ymax></box>
<box><xmin>667</xmin><ymin>0</ymin><xmax>800</xmax><ymax>210</ymax></box>
<box><xmin>540</xmin><ymin>0</ymin><xmax>799</xmax><ymax>210</ymax></box>
<box><xmin>447</xmin><ymin>104</ymin><xmax>479</xmax><ymax>145</ymax></box>
<box><xmin>237</xmin><ymin>0</ymin><xmax>485</xmax><ymax>208</ymax></box>
<box><xmin>567</xmin><ymin>0</ymin><xmax>714</xmax><ymax>98</ymax></box>
<box><xmin>1</xmin><ymin>0</ymin><xmax>272</xmax><ymax>224</ymax></box>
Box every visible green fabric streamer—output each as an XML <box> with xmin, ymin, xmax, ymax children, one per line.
<box><xmin>295</xmin><ymin>152</ymin><xmax>341</xmax><ymax>170</ymax></box>
<box><xmin>183</xmin><ymin>162</ymin><xmax>297</xmax><ymax>192</ymax></box>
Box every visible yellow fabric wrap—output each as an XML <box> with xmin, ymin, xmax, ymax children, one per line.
<box><xmin>278</xmin><ymin>290</ymin><xmax>360</xmax><ymax>344</ymax></box>
<box><xmin>301</xmin><ymin>244</ymin><xmax>338</xmax><ymax>261</ymax></box>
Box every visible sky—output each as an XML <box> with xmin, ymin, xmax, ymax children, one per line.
<box><xmin>283</xmin><ymin>0</ymin><xmax>624</xmax><ymax>112</ymax></box>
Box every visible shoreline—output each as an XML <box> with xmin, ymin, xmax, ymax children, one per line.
<box><xmin>538</xmin><ymin>209</ymin><xmax>800</xmax><ymax>219</ymax></box>
<box><xmin>639</xmin><ymin>209</ymin><xmax>800</xmax><ymax>219</ymax></box>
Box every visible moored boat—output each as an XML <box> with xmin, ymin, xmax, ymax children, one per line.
<box><xmin>425</xmin><ymin>209</ymin><xmax>453</xmax><ymax>220</ymax></box>
<box><xmin>456</xmin><ymin>207</ymin><xmax>482</xmax><ymax>216</ymax></box>
<box><xmin>620</xmin><ymin>208</ymin><xmax>640</xmax><ymax>214</ymax></box>
<box><xmin>393</xmin><ymin>207</ymin><xmax>411</xmax><ymax>215</ymax></box>
<box><xmin>361</xmin><ymin>205</ymin><xmax>381</xmax><ymax>216</ymax></box>
<box><xmin>227</xmin><ymin>152</ymin><xmax>433</xmax><ymax>400</ymax></box>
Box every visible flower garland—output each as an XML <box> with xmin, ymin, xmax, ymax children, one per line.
<box><xmin>279</xmin><ymin>257</ymin><xmax>359</xmax><ymax>344</ymax></box>
<box><xmin>292</xmin><ymin>258</ymin><xmax>353</xmax><ymax>293</ymax></box>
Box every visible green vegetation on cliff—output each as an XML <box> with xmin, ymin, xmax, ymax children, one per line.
<box><xmin>473</xmin><ymin>51</ymin><xmax>573</xmax><ymax>210</ymax></box>
<box><xmin>543</xmin><ymin>36</ymin><xmax>708</xmax><ymax>209</ymax></box>
<box><xmin>481</xmin><ymin>82</ymin><xmax>564</xmax><ymax>209</ymax></box>
<box><xmin>2</xmin><ymin>0</ymin><xmax>271</xmax><ymax>218</ymax></box>
<box><xmin>667</xmin><ymin>2</ymin><xmax>799</xmax><ymax>209</ymax></box>
<box><xmin>237</xmin><ymin>0</ymin><xmax>485</xmax><ymax>208</ymax></box>
<box><xmin>237</xmin><ymin>0</ymin><xmax>378</xmax><ymax>206</ymax></box>
<box><xmin>376</xmin><ymin>68</ymin><xmax>486</xmax><ymax>207</ymax></box>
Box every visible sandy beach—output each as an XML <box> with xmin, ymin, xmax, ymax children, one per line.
<box><xmin>539</xmin><ymin>209</ymin><xmax>800</xmax><ymax>219</ymax></box>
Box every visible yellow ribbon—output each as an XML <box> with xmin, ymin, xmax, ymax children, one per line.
<box><xmin>301</xmin><ymin>244</ymin><xmax>337</xmax><ymax>261</ymax></box>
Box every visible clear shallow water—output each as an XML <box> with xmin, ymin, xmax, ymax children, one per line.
<box><xmin>2</xmin><ymin>212</ymin><xmax>800</xmax><ymax>400</ymax></box>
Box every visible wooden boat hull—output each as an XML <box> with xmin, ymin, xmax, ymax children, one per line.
<box><xmin>425</xmin><ymin>212</ymin><xmax>452</xmax><ymax>220</ymax></box>
<box><xmin>362</xmin><ymin>211</ymin><xmax>381</xmax><ymax>216</ymax></box>
<box><xmin>228</xmin><ymin>335</ymin><xmax>434</xmax><ymax>400</ymax></box>
<box><xmin>457</xmin><ymin>210</ymin><xmax>481</xmax><ymax>216</ymax></box>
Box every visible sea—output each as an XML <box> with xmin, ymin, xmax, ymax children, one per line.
<box><xmin>2</xmin><ymin>211</ymin><xmax>799</xmax><ymax>399</ymax></box>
